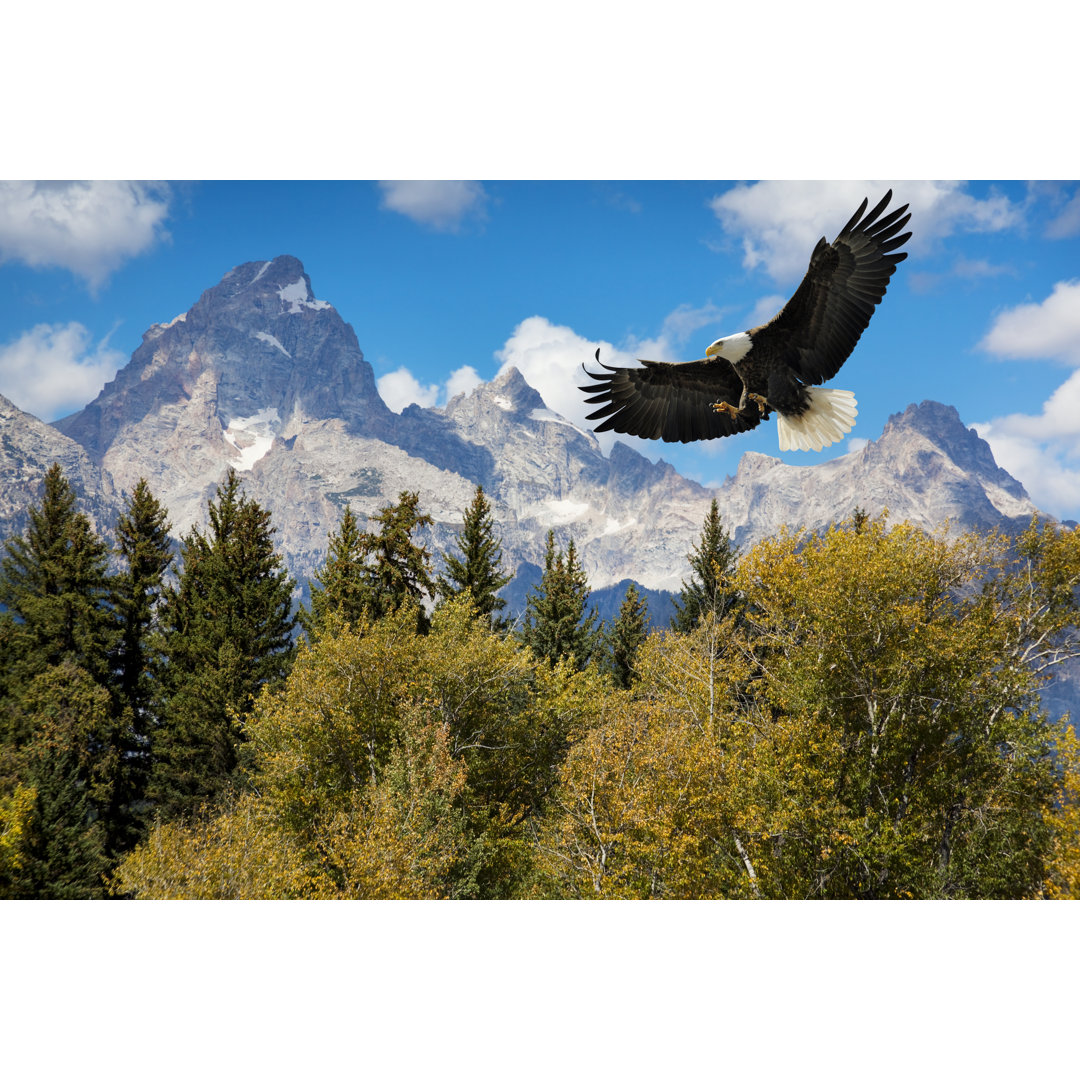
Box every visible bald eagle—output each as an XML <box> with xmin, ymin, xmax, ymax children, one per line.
<box><xmin>579</xmin><ymin>190</ymin><xmax>911</xmax><ymax>451</ymax></box>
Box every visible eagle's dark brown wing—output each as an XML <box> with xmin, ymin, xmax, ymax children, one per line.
<box><xmin>754</xmin><ymin>189</ymin><xmax>911</xmax><ymax>385</ymax></box>
<box><xmin>579</xmin><ymin>350</ymin><xmax>760</xmax><ymax>442</ymax></box>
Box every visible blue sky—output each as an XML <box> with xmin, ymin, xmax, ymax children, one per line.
<box><xmin>2</xmin><ymin>179</ymin><xmax>1078</xmax><ymax>517</ymax></box>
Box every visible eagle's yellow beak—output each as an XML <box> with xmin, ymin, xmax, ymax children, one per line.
<box><xmin>705</xmin><ymin>342</ymin><xmax>722</xmax><ymax>358</ymax></box>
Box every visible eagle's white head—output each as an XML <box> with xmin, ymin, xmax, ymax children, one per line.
<box><xmin>705</xmin><ymin>332</ymin><xmax>752</xmax><ymax>364</ymax></box>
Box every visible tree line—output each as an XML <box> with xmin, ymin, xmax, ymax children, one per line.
<box><xmin>2</xmin><ymin>463</ymin><xmax>1079</xmax><ymax>899</ymax></box>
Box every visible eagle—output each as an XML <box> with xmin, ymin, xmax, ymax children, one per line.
<box><xmin>579</xmin><ymin>190</ymin><xmax>911</xmax><ymax>451</ymax></box>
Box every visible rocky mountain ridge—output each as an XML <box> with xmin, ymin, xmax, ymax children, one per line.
<box><xmin>1</xmin><ymin>255</ymin><xmax>1047</xmax><ymax>601</ymax></box>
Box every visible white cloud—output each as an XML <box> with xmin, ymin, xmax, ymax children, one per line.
<box><xmin>376</xmin><ymin>362</ymin><xmax>484</xmax><ymax>413</ymax></box>
<box><xmin>975</xmin><ymin>377</ymin><xmax>1080</xmax><ymax>522</ymax></box>
<box><xmin>972</xmin><ymin>282</ymin><xmax>1080</xmax><ymax>518</ymax></box>
<box><xmin>377</xmin><ymin>366</ymin><xmax>440</xmax><ymax>413</ymax></box>
<box><xmin>708</xmin><ymin>181</ymin><xmax>1022</xmax><ymax>283</ymax></box>
<box><xmin>444</xmin><ymin>364</ymin><xmax>482</xmax><ymax>402</ymax></box>
<box><xmin>0</xmin><ymin>180</ymin><xmax>171</xmax><ymax>291</ymax></box>
<box><xmin>377</xmin><ymin>180</ymin><xmax>487</xmax><ymax>232</ymax></box>
<box><xmin>660</xmin><ymin>302</ymin><xmax>730</xmax><ymax>343</ymax></box>
<box><xmin>495</xmin><ymin>315</ymin><xmax>680</xmax><ymax>457</ymax></box>
<box><xmin>1045</xmin><ymin>190</ymin><xmax>1080</xmax><ymax>240</ymax></box>
<box><xmin>0</xmin><ymin>322</ymin><xmax>126</xmax><ymax>420</ymax></box>
<box><xmin>745</xmin><ymin>294</ymin><xmax>788</xmax><ymax>329</ymax></box>
<box><xmin>978</xmin><ymin>280</ymin><xmax>1080</xmax><ymax>365</ymax></box>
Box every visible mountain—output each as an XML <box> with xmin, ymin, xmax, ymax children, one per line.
<box><xmin>39</xmin><ymin>256</ymin><xmax>1044</xmax><ymax>611</ymax></box>
<box><xmin>0</xmin><ymin>391</ymin><xmax>122</xmax><ymax>547</ymax></box>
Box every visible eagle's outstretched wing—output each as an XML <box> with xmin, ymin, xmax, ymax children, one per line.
<box><xmin>755</xmin><ymin>189</ymin><xmax>911</xmax><ymax>385</ymax></box>
<box><xmin>579</xmin><ymin>349</ymin><xmax>761</xmax><ymax>443</ymax></box>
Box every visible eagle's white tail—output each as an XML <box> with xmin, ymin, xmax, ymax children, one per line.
<box><xmin>776</xmin><ymin>388</ymin><xmax>858</xmax><ymax>452</ymax></box>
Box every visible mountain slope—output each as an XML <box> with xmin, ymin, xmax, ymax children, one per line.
<box><xmin>0</xmin><ymin>392</ymin><xmax>121</xmax><ymax>546</ymax></box>
<box><xmin>39</xmin><ymin>255</ymin><xmax>1044</xmax><ymax>601</ymax></box>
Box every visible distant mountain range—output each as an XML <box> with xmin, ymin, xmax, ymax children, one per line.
<box><xmin>0</xmin><ymin>255</ymin><xmax>1059</xmax><ymax>646</ymax></box>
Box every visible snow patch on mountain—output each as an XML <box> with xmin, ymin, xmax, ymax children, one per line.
<box><xmin>530</xmin><ymin>407</ymin><xmax>582</xmax><ymax>431</ymax></box>
<box><xmin>538</xmin><ymin>498</ymin><xmax>591</xmax><ymax>525</ymax></box>
<box><xmin>222</xmin><ymin>407</ymin><xmax>281</xmax><ymax>471</ymax></box>
<box><xmin>278</xmin><ymin>277</ymin><xmax>332</xmax><ymax>314</ymax></box>
<box><xmin>253</xmin><ymin>331</ymin><xmax>290</xmax><ymax>357</ymax></box>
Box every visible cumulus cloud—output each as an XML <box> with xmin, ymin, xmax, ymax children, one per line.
<box><xmin>376</xmin><ymin>363</ymin><xmax>484</xmax><ymax>413</ymax></box>
<box><xmin>0</xmin><ymin>180</ymin><xmax>171</xmax><ymax>292</ymax></box>
<box><xmin>494</xmin><ymin>315</ymin><xmax>684</xmax><ymax>458</ymax></box>
<box><xmin>377</xmin><ymin>366</ymin><xmax>440</xmax><ymax>413</ymax></box>
<box><xmin>444</xmin><ymin>364</ymin><xmax>482</xmax><ymax>402</ymax></box>
<box><xmin>978</xmin><ymin>280</ymin><xmax>1080</xmax><ymax>364</ymax></box>
<box><xmin>709</xmin><ymin>181</ymin><xmax>1023</xmax><ymax>283</ymax></box>
<box><xmin>0</xmin><ymin>322</ymin><xmax>126</xmax><ymax>420</ymax></box>
<box><xmin>973</xmin><ymin>282</ymin><xmax>1080</xmax><ymax>519</ymax></box>
<box><xmin>377</xmin><ymin>180</ymin><xmax>488</xmax><ymax>232</ymax></box>
<box><xmin>975</xmin><ymin>370</ymin><xmax>1080</xmax><ymax>520</ymax></box>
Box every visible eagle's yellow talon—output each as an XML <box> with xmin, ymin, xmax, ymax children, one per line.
<box><xmin>712</xmin><ymin>401</ymin><xmax>738</xmax><ymax>418</ymax></box>
<box><xmin>748</xmin><ymin>393</ymin><xmax>768</xmax><ymax>415</ymax></box>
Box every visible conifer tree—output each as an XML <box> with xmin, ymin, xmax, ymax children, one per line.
<box><xmin>670</xmin><ymin>498</ymin><xmax>740</xmax><ymax>632</ymax></box>
<box><xmin>151</xmin><ymin>469</ymin><xmax>296</xmax><ymax>821</ymax></box>
<box><xmin>355</xmin><ymin>491</ymin><xmax>436</xmax><ymax>633</ymax></box>
<box><xmin>7</xmin><ymin>662</ymin><xmax>114</xmax><ymax>898</ymax></box>
<box><xmin>604</xmin><ymin>582</ymin><xmax>649</xmax><ymax>689</ymax></box>
<box><xmin>437</xmin><ymin>485</ymin><xmax>512</xmax><ymax>630</ymax></box>
<box><xmin>300</xmin><ymin>506</ymin><xmax>368</xmax><ymax>637</ymax></box>
<box><xmin>109</xmin><ymin>478</ymin><xmax>173</xmax><ymax>847</ymax></box>
<box><xmin>521</xmin><ymin>531</ymin><xmax>599</xmax><ymax>669</ymax></box>
<box><xmin>0</xmin><ymin>463</ymin><xmax>116</xmax><ymax>705</ymax></box>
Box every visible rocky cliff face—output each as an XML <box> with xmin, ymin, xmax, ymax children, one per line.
<box><xmin>0</xmin><ymin>392</ymin><xmax>121</xmax><ymax>546</ymax></box>
<box><xmin>713</xmin><ymin>400</ymin><xmax>1037</xmax><ymax>550</ymax></box>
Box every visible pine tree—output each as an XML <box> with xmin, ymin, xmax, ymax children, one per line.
<box><xmin>151</xmin><ymin>469</ymin><xmax>296</xmax><ymax>821</ymax></box>
<box><xmin>0</xmin><ymin>463</ymin><xmax>116</xmax><ymax>706</ymax></box>
<box><xmin>437</xmin><ymin>485</ymin><xmax>512</xmax><ymax>630</ymax></box>
<box><xmin>355</xmin><ymin>491</ymin><xmax>436</xmax><ymax>633</ymax></box>
<box><xmin>7</xmin><ymin>662</ymin><xmax>114</xmax><ymax>898</ymax></box>
<box><xmin>110</xmin><ymin>478</ymin><xmax>173</xmax><ymax>848</ymax></box>
<box><xmin>670</xmin><ymin>498</ymin><xmax>740</xmax><ymax>632</ymax></box>
<box><xmin>521</xmin><ymin>531</ymin><xmax>599</xmax><ymax>669</ymax></box>
<box><xmin>300</xmin><ymin>506</ymin><xmax>368</xmax><ymax>637</ymax></box>
<box><xmin>604</xmin><ymin>582</ymin><xmax>649</xmax><ymax>689</ymax></box>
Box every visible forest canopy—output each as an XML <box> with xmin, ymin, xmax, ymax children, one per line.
<box><xmin>3</xmin><ymin>469</ymin><xmax>1080</xmax><ymax>900</ymax></box>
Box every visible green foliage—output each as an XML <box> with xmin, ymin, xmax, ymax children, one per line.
<box><xmin>150</xmin><ymin>469</ymin><xmax>296</xmax><ymax>821</ymax></box>
<box><xmin>535</xmin><ymin>516</ymin><xmax>1080</xmax><ymax>899</ymax></box>
<box><xmin>0</xmin><ymin>463</ymin><xmax>116</xmax><ymax>705</ymax></box>
<box><xmin>436</xmin><ymin>485</ymin><xmax>512</xmax><ymax>630</ymax></box>
<box><xmin>670</xmin><ymin>498</ymin><xmax>741</xmax><ymax>632</ymax></box>
<box><xmin>2</xmin><ymin>464</ymin><xmax>1068</xmax><ymax>902</ymax></box>
<box><xmin>116</xmin><ymin>594</ymin><xmax>604</xmax><ymax>899</ymax></box>
<box><xmin>3</xmin><ymin>662</ymin><xmax>116</xmax><ymax>898</ymax></box>
<box><xmin>602</xmin><ymin>582</ymin><xmax>649</xmax><ymax>689</ymax></box>
<box><xmin>300</xmin><ymin>505</ymin><xmax>368</xmax><ymax>637</ymax></box>
<box><xmin>109</xmin><ymin>478</ymin><xmax>173</xmax><ymax>848</ymax></box>
<box><xmin>520</xmin><ymin>531</ymin><xmax>600</xmax><ymax>670</ymax></box>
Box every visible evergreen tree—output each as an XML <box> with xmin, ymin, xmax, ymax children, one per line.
<box><xmin>6</xmin><ymin>662</ymin><xmax>114</xmax><ymax>898</ymax></box>
<box><xmin>521</xmin><ymin>531</ymin><xmax>599</xmax><ymax>669</ymax></box>
<box><xmin>603</xmin><ymin>582</ymin><xmax>649</xmax><ymax>689</ymax></box>
<box><xmin>300</xmin><ymin>506</ymin><xmax>368</xmax><ymax>638</ymax></box>
<box><xmin>670</xmin><ymin>498</ymin><xmax>740</xmax><ymax>632</ymax></box>
<box><xmin>109</xmin><ymin>478</ymin><xmax>173</xmax><ymax>848</ymax></box>
<box><xmin>0</xmin><ymin>463</ymin><xmax>116</xmax><ymax>706</ymax></box>
<box><xmin>355</xmin><ymin>491</ymin><xmax>436</xmax><ymax>633</ymax></box>
<box><xmin>436</xmin><ymin>485</ymin><xmax>512</xmax><ymax>630</ymax></box>
<box><xmin>151</xmin><ymin>470</ymin><xmax>296</xmax><ymax>821</ymax></box>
